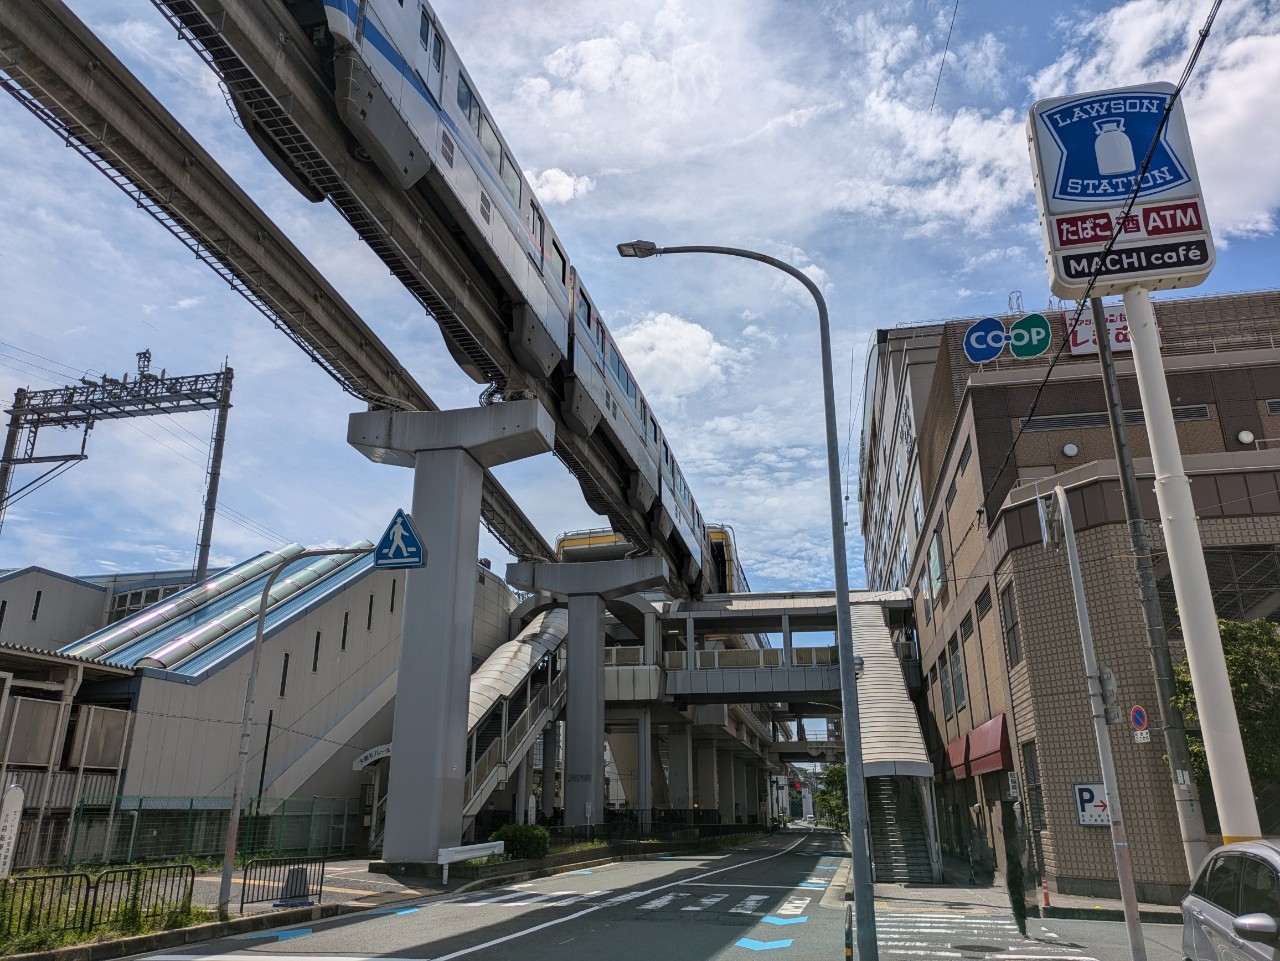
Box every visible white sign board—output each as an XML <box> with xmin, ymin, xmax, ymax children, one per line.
<box><xmin>1066</xmin><ymin>304</ymin><xmax>1162</xmax><ymax>356</ymax></box>
<box><xmin>1073</xmin><ymin>782</ymin><xmax>1111</xmax><ymax>826</ymax></box>
<box><xmin>1029</xmin><ymin>82</ymin><xmax>1214</xmax><ymax>299</ymax></box>
<box><xmin>0</xmin><ymin>784</ymin><xmax>25</xmax><ymax>878</ymax></box>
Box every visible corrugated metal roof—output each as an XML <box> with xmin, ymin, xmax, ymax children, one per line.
<box><xmin>849</xmin><ymin>603</ymin><xmax>931</xmax><ymax>778</ymax></box>
<box><xmin>468</xmin><ymin>609</ymin><xmax>567</xmax><ymax>729</ymax></box>
<box><xmin>173</xmin><ymin>553</ymin><xmax>376</xmax><ymax>677</ymax></box>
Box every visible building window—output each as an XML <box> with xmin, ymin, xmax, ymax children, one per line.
<box><xmin>390</xmin><ymin>578</ymin><xmax>397</xmax><ymax>614</ymax></box>
<box><xmin>0</xmin><ymin>599</ymin><xmax>6</xmax><ymax>633</ymax></box>
<box><xmin>945</xmin><ymin>477</ymin><xmax>958</xmax><ymax>509</ymax></box>
<box><xmin>948</xmin><ymin>634</ymin><xmax>966</xmax><ymax>711</ymax></box>
<box><xmin>341</xmin><ymin>611</ymin><xmax>349</xmax><ymax>651</ymax></box>
<box><xmin>912</xmin><ymin>489</ymin><xmax>922</xmax><ymax>535</ymax></box>
<box><xmin>939</xmin><ymin>651</ymin><xmax>954</xmax><ymax>719</ymax></box>
<box><xmin>367</xmin><ymin>594</ymin><xmax>375</xmax><ymax>631</ymax></box>
<box><xmin>959</xmin><ymin>613</ymin><xmax>974</xmax><ymax>639</ymax></box>
<box><xmin>958</xmin><ymin>437</ymin><xmax>972</xmax><ymax>474</ymax></box>
<box><xmin>312</xmin><ymin>631</ymin><xmax>321</xmax><ymax>673</ymax></box>
<box><xmin>31</xmin><ymin>590</ymin><xmax>42</xmax><ymax>621</ymax></box>
<box><xmin>975</xmin><ymin>586</ymin><xmax>992</xmax><ymax>619</ymax></box>
<box><xmin>278</xmin><ymin>653</ymin><xmax>290</xmax><ymax>698</ymax></box>
<box><xmin>1000</xmin><ymin>584</ymin><xmax>1023</xmax><ymax>666</ymax></box>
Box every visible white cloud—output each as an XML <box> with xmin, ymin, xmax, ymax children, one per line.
<box><xmin>613</xmin><ymin>311</ymin><xmax>749</xmax><ymax>403</ymax></box>
<box><xmin>527</xmin><ymin>168</ymin><xmax>596</xmax><ymax>205</ymax></box>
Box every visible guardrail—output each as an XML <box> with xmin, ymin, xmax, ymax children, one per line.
<box><xmin>0</xmin><ymin>864</ymin><xmax>193</xmax><ymax>939</ymax></box>
<box><xmin>662</xmin><ymin>646</ymin><xmax>837</xmax><ymax>670</ymax></box>
<box><xmin>240</xmin><ymin>856</ymin><xmax>325</xmax><ymax>911</ymax></box>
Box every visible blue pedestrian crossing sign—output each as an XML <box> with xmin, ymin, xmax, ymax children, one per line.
<box><xmin>374</xmin><ymin>509</ymin><xmax>426</xmax><ymax>569</ymax></box>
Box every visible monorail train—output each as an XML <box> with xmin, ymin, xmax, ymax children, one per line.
<box><xmin>278</xmin><ymin>0</ymin><xmax>708</xmax><ymax>589</ymax></box>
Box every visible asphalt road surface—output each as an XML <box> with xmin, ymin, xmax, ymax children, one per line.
<box><xmin>138</xmin><ymin>827</ymin><xmax>1187</xmax><ymax>961</ymax></box>
<box><xmin>144</xmin><ymin>828</ymin><xmax>849</xmax><ymax>961</ymax></box>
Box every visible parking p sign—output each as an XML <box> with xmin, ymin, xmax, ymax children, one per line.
<box><xmin>1074</xmin><ymin>782</ymin><xmax>1111</xmax><ymax>826</ymax></box>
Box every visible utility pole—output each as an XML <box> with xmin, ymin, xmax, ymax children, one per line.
<box><xmin>195</xmin><ymin>365</ymin><xmax>235</xmax><ymax>581</ymax></box>
<box><xmin>1090</xmin><ymin>298</ymin><xmax>1209</xmax><ymax>876</ymax></box>
<box><xmin>1054</xmin><ymin>485</ymin><xmax>1147</xmax><ymax>961</ymax></box>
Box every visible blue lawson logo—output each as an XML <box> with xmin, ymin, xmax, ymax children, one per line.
<box><xmin>1038</xmin><ymin>89</ymin><xmax>1191</xmax><ymax>204</ymax></box>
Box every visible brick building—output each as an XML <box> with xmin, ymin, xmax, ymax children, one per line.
<box><xmin>860</xmin><ymin>288</ymin><xmax>1280</xmax><ymax>902</ymax></box>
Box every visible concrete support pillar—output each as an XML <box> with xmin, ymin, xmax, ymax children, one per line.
<box><xmin>668</xmin><ymin>725</ymin><xmax>693</xmax><ymax>809</ymax></box>
<box><xmin>507</xmin><ymin>557</ymin><xmax>667</xmax><ymax>828</ymax></box>
<box><xmin>734</xmin><ymin>757</ymin><xmax>749</xmax><ymax>822</ymax></box>
<box><xmin>643</xmin><ymin>610</ymin><xmax>658</xmax><ymax>665</ymax></box>
<box><xmin>781</xmin><ymin>613</ymin><xmax>793</xmax><ymax>668</ymax></box>
<box><xmin>695</xmin><ymin>741</ymin><xmax>718</xmax><ymax>814</ymax></box>
<box><xmin>348</xmin><ymin>401</ymin><xmax>553</xmax><ymax>865</ymax></box>
<box><xmin>685</xmin><ymin>617</ymin><xmax>696</xmax><ymax>668</ymax></box>
<box><xmin>514</xmin><ymin>753</ymin><xmax>529</xmax><ymax>824</ymax></box>
<box><xmin>541</xmin><ymin>721</ymin><xmax>558</xmax><ymax>820</ymax></box>
<box><xmin>637</xmin><ymin>708</ymin><xmax>652</xmax><ymax>832</ymax></box>
<box><xmin>744</xmin><ymin>764</ymin><xmax>761</xmax><ymax>820</ymax></box>
<box><xmin>717</xmin><ymin>751</ymin><xmax>737</xmax><ymax>823</ymax></box>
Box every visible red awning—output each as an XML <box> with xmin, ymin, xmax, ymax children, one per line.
<box><xmin>967</xmin><ymin>713</ymin><xmax>1012</xmax><ymax>776</ymax></box>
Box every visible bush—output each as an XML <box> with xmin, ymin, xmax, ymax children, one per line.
<box><xmin>489</xmin><ymin>824</ymin><xmax>550</xmax><ymax>860</ymax></box>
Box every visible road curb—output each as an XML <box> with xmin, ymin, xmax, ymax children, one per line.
<box><xmin>1038</xmin><ymin>905</ymin><xmax>1183</xmax><ymax>925</ymax></box>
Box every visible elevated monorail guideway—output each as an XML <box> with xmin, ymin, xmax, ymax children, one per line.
<box><xmin>0</xmin><ymin>0</ymin><xmax>550</xmax><ymax>562</ymax></box>
<box><xmin>146</xmin><ymin>0</ymin><xmax>710</xmax><ymax>595</ymax></box>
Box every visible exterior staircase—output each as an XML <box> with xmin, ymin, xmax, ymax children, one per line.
<box><xmin>867</xmin><ymin>776</ymin><xmax>934</xmax><ymax>882</ymax></box>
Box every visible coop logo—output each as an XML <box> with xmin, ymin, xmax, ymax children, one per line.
<box><xmin>1038</xmin><ymin>88</ymin><xmax>1191</xmax><ymax>203</ymax></box>
<box><xmin>962</xmin><ymin>314</ymin><xmax>1053</xmax><ymax>364</ymax></box>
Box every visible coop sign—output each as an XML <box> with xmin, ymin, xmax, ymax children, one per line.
<box><xmin>1028</xmin><ymin>81</ymin><xmax>1214</xmax><ymax>299</ymax></box>
<box><xmin>962</xmin><ymin>313</ymin><xmax>1053</xmax><ymax>365</ymax></box>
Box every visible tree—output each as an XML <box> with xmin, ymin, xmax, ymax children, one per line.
<box><xmin>813</xmin><ymin>764</ymin><xmax>848</xmax><ymax>825</ymax></box>
<box><xmin>1170</xmin><ymin>617</ymin><xmax>1280</xmax><ymax>786</ymax></box>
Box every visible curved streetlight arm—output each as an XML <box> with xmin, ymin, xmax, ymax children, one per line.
<box><xmin>217</xmin><ymin>545</ymin><xmax>373</xmax><ymax>918</ymax></box>
<box><xmin>617</xmin><ymin>240</ymin><xmax>877</xmax><ymax>960</ymax></box>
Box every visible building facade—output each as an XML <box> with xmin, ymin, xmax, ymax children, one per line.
<box><xmin>861</xmin><ymin>288</ymin><xmax>1280</xmax><ymax>902</ymax></box>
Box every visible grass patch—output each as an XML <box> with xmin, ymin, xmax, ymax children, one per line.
<box><xmin>0</xmin><ymin>903</ymin><xmax>216</xmax><ymax>955</ymax></box>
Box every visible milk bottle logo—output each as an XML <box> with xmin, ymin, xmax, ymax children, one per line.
<box><xmin>1093</xmin><ymin>118</ymin><xmax>1135</xmax><ymax>175</ymax></box>
<box><xmin>1037</xmin><ymin>86</ymin><xmax>1191</xmax><ymax>204</ymax></box>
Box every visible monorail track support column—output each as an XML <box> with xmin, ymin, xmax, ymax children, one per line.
<box><xmin>507</xmin><ymin>557</ymin><xmax>667</xmax><ymax>830</ymax></box>
<box><xmin>349</xmin><ymin>400</ymin><xmax>554</xmax><ymax>869</ymax></box>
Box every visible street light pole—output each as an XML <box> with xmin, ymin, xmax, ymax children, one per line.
<box><xmin>617</xmin><ymin>240</ymin><xmax>878</xmax><ymax>960</ymax></box>
<box><xmin>217</xmin><ymin>545</ymin><xmax>373</xmax><ymax>919</ymax></box>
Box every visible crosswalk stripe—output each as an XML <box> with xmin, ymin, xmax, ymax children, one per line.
<box><xmin>682</xmin><ymin>894</ymin><xmax>728</xmax><ymax>911</ymax></box>
<box><xmin>639</xmin><ymin>893</ymin><xmax>688</xmax><ymax>910</ymax></box>
<box><xmin>729</xmin><ymin>894</ymin><xmax>770</xmax><ymax>914</ymax></box>
<box><xmin>546</xmin><ymin>890</ymin><xmax>609</xmax><ymax>906</ymax></box>
<box><xmin>506</xmin><ymin>891</ymin><xmax>575</xmax><ymax>905</ymax></box>
<box><xmin>464</xmin><ymin>891</ymin><xmax>526</xmax><ymax>905</ymax></box>
<box><xmin>777</xmin><ymin>895</ymin><xmax>810</xmax><ymax>916</ymax></box>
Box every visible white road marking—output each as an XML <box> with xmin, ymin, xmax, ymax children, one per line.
<box><xmin>545</xmin><ymin>890</ymin><xmax>609</xmax><ymax>906</ymax></box>
<box><xmin>777</xmin><ymin>895</ymin><xmax>810</xmax><ymax>916</ymax></box>
<box><xmin>506</xmin><ymin>891</ymin><xmax>575</xmax><ymax>905</ymax></box>
<box><xmin>682</xmin><ymin>894</ymin><xmax>728</xmax><ymax>911</ymax></box>
<box><xmin>639</xmin><ymin>892</ymin><xmax>688</xmax><ymax>910</ymax></box>
<box><xmin>462</xmin><ymin>891</ymin><xmax>527</xmax><ymax>905</ymax></box>
<box><xmin>728</xmin><ymin>894</ymin><xmax>770</xmax><ymax>914</ymax></box>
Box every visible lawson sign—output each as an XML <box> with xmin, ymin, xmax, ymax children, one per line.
<box><xmin>962</xmin><ymin>313</ymin><xmax>1053</xmax><ymax>364</ymax></box>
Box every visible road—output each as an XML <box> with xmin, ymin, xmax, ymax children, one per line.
<box><xmin>138</xmin><ymin>827</ymin><xmax>1186</xmax><ymax>961</ymax></box>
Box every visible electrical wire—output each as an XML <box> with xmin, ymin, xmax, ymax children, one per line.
<box><xmin>929</xmin><ymin>0</ymin><xmax>962</xmax><ymax>113</ymax></box>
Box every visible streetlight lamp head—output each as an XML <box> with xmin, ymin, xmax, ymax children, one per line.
<box><xmin>616</xmin><ymin>239</ymin><xmax>659</xmax><ymax>259</ymax></box>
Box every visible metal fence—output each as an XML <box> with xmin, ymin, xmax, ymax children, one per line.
<box><xmin>56</xmin><ymin>795</ymin><xmax>358</xmax><ymax>868</ymax></box>
<box><xmin>0</xmin><ymin>864</ymin><xmax>193</xmax><ymax>940</ymax></box>
<box><xmin>240</xmin><ymin>856</ymin><xmax>326</xmax><ymax>912</ymax></box>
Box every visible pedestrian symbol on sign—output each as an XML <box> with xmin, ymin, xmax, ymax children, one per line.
<box><xmin>374</xmin><ymin>509</ymin><xmax>426</xmax><ymax>569</ymax></box>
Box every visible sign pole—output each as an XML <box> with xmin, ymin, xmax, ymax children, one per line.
<box><xmin>1055</xmin><ymin>485</ymin><xmax>1146</xmax><ymax>961</ymax></box>
<box><xmin>1121</xmin><ymin>286</ymin><xmax>1259</xmax><ymax>842</ymax></box>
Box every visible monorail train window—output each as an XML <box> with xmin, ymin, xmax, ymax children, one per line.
<box><xmin>575</xmin><ymin>292</ymin><xmax>591</xmax><ymax>330</ymax></box>
<box><xmin>456</xmin><ymin>75</ymin><xmax>479</xmax><ymax>132</ymax></box>
<box><xmin>419</xmin><ymin>10</ymin><xmax>431</xmax><ymax>51</ymax></box>
<box><xmin>500</xmin><ymin>153</ymin><xmax>520</xmax><ymax>202</ymax></box>
<box><xmin>479</xmin><ymin>115</ymin><xmax>501</xmax><ymax>168</ymax></box>
<box><xmin>432</xmin><ymin>34</ymin><xmax>443</xmax><ymax>72</ymax></box>
<box><xmin>651</xmin><ymin>419</ymin><xmax>659</xmax><ymax>443</ymax></box>
<box><xmin>549</xmin><ymin>242</ymin><xmax>567</xmax><ymax>287</ymax></box>
<box><xmin>529</xmin><ymin>204</ymin><xmax>544</xmax><ymax>250</ymax></box>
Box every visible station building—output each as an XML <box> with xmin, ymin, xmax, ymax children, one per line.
<box><xmin>860</xmin><ymin>287</ymin><xmax>1280</xmax><ymax>902</ymax></box>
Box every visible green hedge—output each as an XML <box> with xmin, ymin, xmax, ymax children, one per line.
<box><xmin>489</xmin><ymin>823</ymin><xmax>551</xmax><ymax>860</ymax></box>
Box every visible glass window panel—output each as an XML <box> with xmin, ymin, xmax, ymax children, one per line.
<box><xmin>501</xmin><ymin>154</ymin><xmax>521</xmax><ymax>201</ymax></box>
<box><xmin>479</xmin><ymin>115</ymin><xmax>501</xmax><ymax>168</ymax></box>
<box><xmin>1240</xmin><ymin>857</ymin><xmax>1280</xmax><ymax>916</ymax></box>
<box><xmin>1204</xmin><ymin>855</ymin><xmax>1243</xmax><ymax>913</ymax></box>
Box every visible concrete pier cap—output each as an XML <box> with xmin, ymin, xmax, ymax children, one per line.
<box><xmin>506</xmin><ymin>556</ymin><xmax>669</xmax><ymax>599</ymax></box>
<box><xmin>348</xmin><ymin>398</ymin><xmax>554</xmax><ymax>468</ymax></box>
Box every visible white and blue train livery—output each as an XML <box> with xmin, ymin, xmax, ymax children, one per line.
<box><xmin>284</xmin><ymin>0</ymin><xmax>709</xmax><ymax>590</ymax></box>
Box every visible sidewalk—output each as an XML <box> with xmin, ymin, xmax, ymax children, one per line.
<box><xmin>191</xmin><ymin>858</ymin><xmax>449</xmax><ymax>915</ymax></box>
<box><xmin>869</xmin><ymin>855</ymin><xmax>1182</xmax><ymax>924</ymax></box>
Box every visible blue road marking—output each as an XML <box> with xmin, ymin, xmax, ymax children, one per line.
<box><xmin>762</xmin><ymin>916</ymin><xmax>807</xmax><ymax>925</ymax></box>
<box><xmin>235</xmin><ymin>928</ymin><xmax>312</xmax><ymax>941</ymax></box>
<box><xmin>737</xmin><ymin>937</ymin><xmax>794</xmax><ymax>950</ymax></box>
<box><xmin>814</xmin><ymin>865</ymin><xmax>838</xmax><ymax>870</ymax></box>
<box><xmin>570</xmin><ymin>869</ymin><xmax>593</xmax><ymax>875</ymax></box>
<box><xmin>798</xmin><ymin>882</ymin><xmax>826</xmax><ymax>889</ymax></box>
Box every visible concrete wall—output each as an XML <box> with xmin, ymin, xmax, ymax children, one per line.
<box><xmin>0</xmin><ymin>569</ymin><xmax>105</xmax><ymax>651</ymax></box>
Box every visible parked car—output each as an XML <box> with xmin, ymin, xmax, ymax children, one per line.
<box><xmin>1182</xmin><ymin>839</ymin><xmax>1280</xmax><ymax>960</ymax></box>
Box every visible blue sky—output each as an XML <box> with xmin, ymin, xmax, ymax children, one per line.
<box><xmin>1</xmin><ymin>0</ymin><xmax>1278</xmax><ymax>593</ymax></box>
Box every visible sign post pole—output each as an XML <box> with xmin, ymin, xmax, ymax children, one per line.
<box><xmin>1055</xmin><ymin>485</ymin><xmax>1146</xmax><ymax>961</ymax></box>
<box><xmin>1122</xmin><ymin>286</ymin><xmax>1259</xmax><ymax>843</ymax></box>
